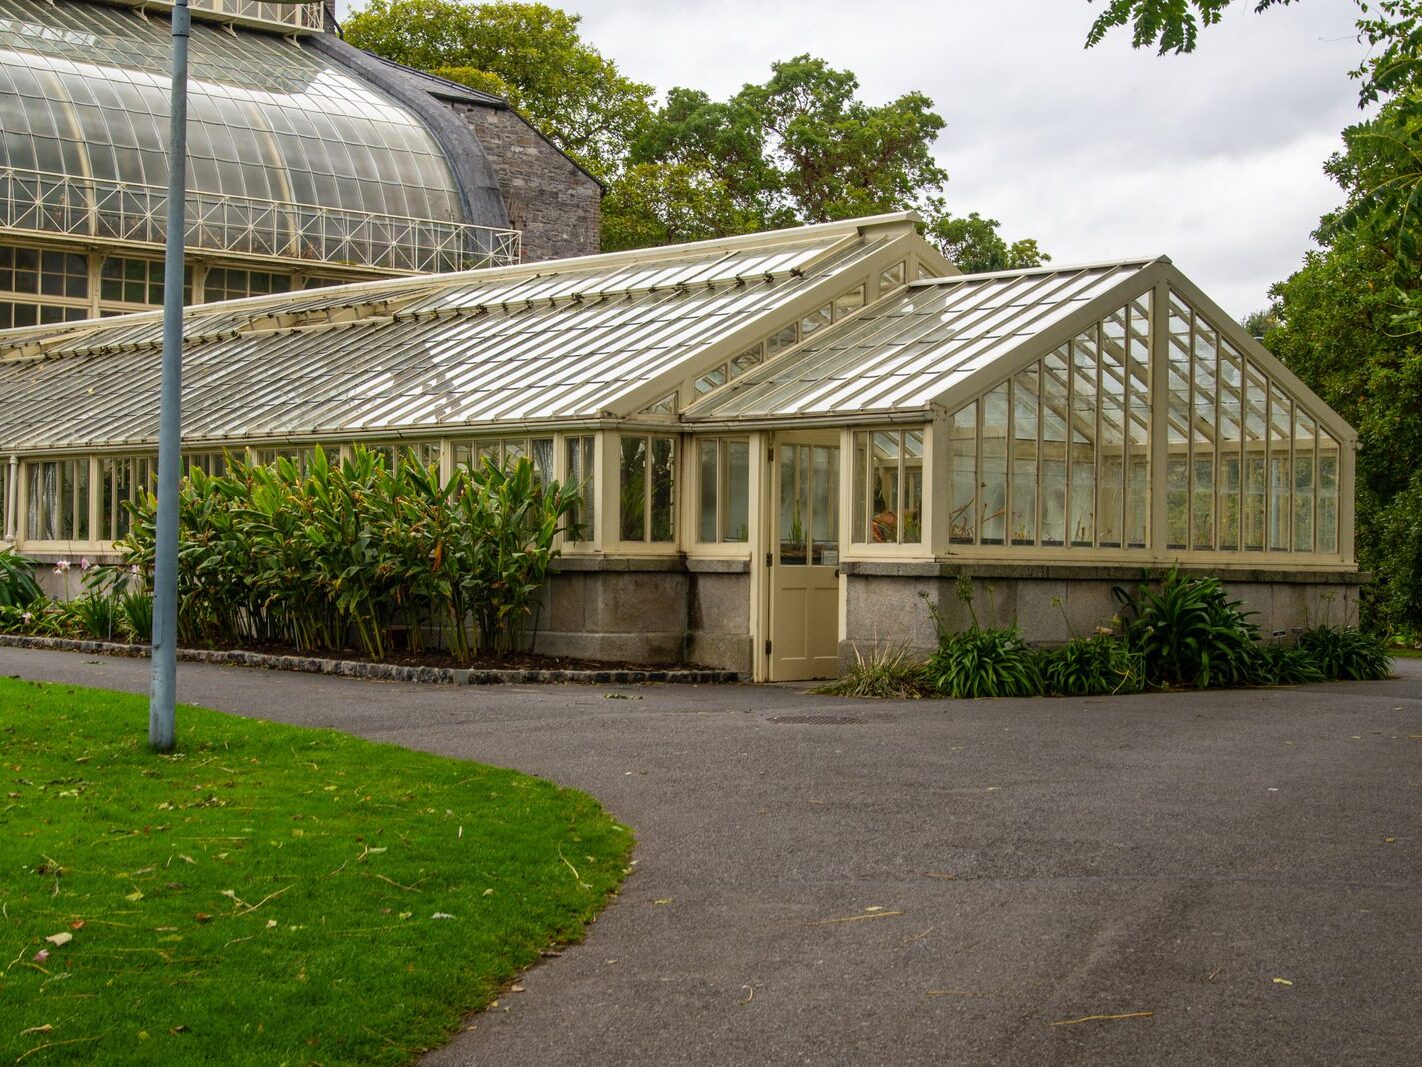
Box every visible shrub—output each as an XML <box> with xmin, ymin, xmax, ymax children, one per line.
<box><xmin>1244</xmin><ymin>642</ymin><xmax>1326</xmax><ymax>686</ymax></box>
<box><xmin>1297</xmin><ymin>625</ymin><xmax>1393</xmax><ymax>681</ymax></box>
<box><xmin>119</xmin><ymin>587</ymin><xmax>154</xmax><ymax>643</ymax></box>
<box><xmin>815</xmin><ymin>642</ymin><xmax>930</xmax><ymax>699</ymax></box>
<box><xmin>927</xmin><ymin>626</ymin><xmax>1044</xmax><ymax>699</ymax></box>
<box><xmin>117</xmin><ymin>445</ymin><xmax>580</xmax><ymax>662</ymax></box>
<box><xmin>69</xmin><ymin>591</ymin><xmax>123</xmax><ymax>641</ymax></box>
<box><xmin>1117</xmin><ymin>568</ymin><xmax>1259</xmax><ymax>688</ymax></box>
<box><xmin>0</xmin><ymin>547</ymin><xmax>43</xmax><ymax>609</ymax></box>
<box><xmin>1041</xmin><ymin>633</ymin><xmax>1146</xmax><ymax>696</ymax></box>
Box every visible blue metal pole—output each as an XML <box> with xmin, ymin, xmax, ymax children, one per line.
<box><xmin>149</xmin><ymin>0</ymin><xmax>190</xmax><ymax>752</ymax></box>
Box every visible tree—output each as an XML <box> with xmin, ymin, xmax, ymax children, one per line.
<box><xmin>623</xmin><ymin>56</ymin><xmax>950</xmax><ymax>230</ymax></box>
<box><xmin>1084</xmin><ymin>0</ymin><xmax>1298</xmax><ymax>55</ymax></box>
<box><xmin>343</xmin><ymin>0</ymin><xmax>652</xmax><ymax>177</ymax></box>
<box><xmin>608</xmin><ymin>55</ymin><xmax>1045</xmax><ymax>266</ymax></box>
<box><xmin>1267</xmin><ymin>229</ymin><xmax>1422</xmax><ymax>631</ymax></box>
<box><xmin>925</xmin><ymin>210</ymin><xmax>1050</xmax><ymax>273</ymax></box>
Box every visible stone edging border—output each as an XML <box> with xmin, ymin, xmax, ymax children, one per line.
<box><xmin>0</xmin><ymin>634</ymin><xmax>740</xmax><ymax>686</ymax></box>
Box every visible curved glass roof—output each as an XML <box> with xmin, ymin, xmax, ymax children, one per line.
<box><xmin>0</xmin><ymin>0</ymin><xmax>464</xmax><ymax>227</ymax></box>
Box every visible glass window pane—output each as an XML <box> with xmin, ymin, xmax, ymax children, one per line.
<box><xmin>870</xmin><ymin>432</ymin><xmax>901</xmax><ymax>543</ymax></box>
<box><xmin>950</xmin><ymin>405</ymin><xmax>977</xmax><ymax>545</ymax></box>
<box><xmin>800</xmin><ymin>303</ymin><xmax>832</xmax><ymax>339</ymax></box>
<box><xmin>1294</xmin><ymin>411</ymin><xmax>1316</xmax><ymax>552</ymax></box>
<box><xmin>1070</xmin><ymin>328</ymin><xmax>1098</xmax><ymax>546</ymax></box>
<box><xmin>1098</xmin><ymin>315</ymin><xmax>1126</xmax><ymax>549</ymax></box>
<box><xmin>696</xmin><ymin>365</ymin><xmax>727</xmax><ymax>396</ymax></box>
<box><xmin>1190</xmin><ymin>322</ymin><xmax>1218</xmax><ymax>550</ymax></box>
<box><xmin>981</xmin><ymin>384</ymin><xmax>1009</xmax><ymax>545</ymax></box>
<box><xmin>833</xmin><ymin>285</ymin><xmax>866</xmax><ymax>319</ymax></box>
<box><xmin>723</xmin><ymin>440</ymin><xmax>749</xmax><ymax>543</ymax></box>
<box><xmin>650</xmin><ymin>437</ymin><xmax>675</xmax><ymax>543</ymax></box>
<box><xmin>1269</xmin><ymin>384</ymin><xmax>1291</xmax><ymax>551</ymax></box>
<box><xmin>729</xmin><ymin>345</ymin><xmax>762</xmax><ymax>379</ymax></box>
<box><xmin>766</xmin><ymin>323</ymin><xmax>798</xmax><ymax>356</ymax></box>
<box><xmin>1011</xmin><ymin>368</ymin><xmax>1038</xmax><ymax>545</ymax></box>
<box><xmin>619</xmin><ymin>436</ymin><xmax>646</xmax><ymax>541</ymax></box>
<box><xmin>1040</xmin><ymin>351</ymin><xmax>1068</xmax><ymax>546</ymax></box>
<box><xmin>1243</xmin><ymin>364</ymin><xmax>1268</xmax><ymax>550</ymax></box>
<box><xmin>901</xmin><ymin>431</ymin><xmax>923</xmax><ymax>545</ymax></box>
<box><xmin>699</xmin><ymin>440</ymin><xmax>718</xmax><ymax>543</ymax></box>
<box><xmin>781</xmin><ymin>444</ymin><xmax>807</xmax><ymax>562</ymax></box>
<box><xmin>1317</xmin><ymin>430</ymin><xmax>1339</xmax><ymax>554</ymax></box>
<box><xmin>566</xmin><ymin>435</ymin><xmax>595</xmax><ymax>542</ymax></box>
<box><xmin>853</xmin><ymin>432</ymin><xmax>869</xmax><ymax>544</ymax></box>
<box><xmin>878</xmin><ymin>261</ymin><xmax>906</xmax><ymax>296</ymax></box>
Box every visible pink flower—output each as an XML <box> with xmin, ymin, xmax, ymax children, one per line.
<box><xmin>52</xmin><ymin>560</ymin><xmax>70</xmax><ymax>574</ymax></box>
<box><xmin>21</xmin><ymin>611</ymin><xmax>33</xmax><ymax>623</ymax></box>
<box><xmin>79</xmin><ymin>558</ymin><xmax>92</xmax><ymax>571</ymax></box>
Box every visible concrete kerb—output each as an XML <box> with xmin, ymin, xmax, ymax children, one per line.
<box><xmin>0</xmin><ymin>634</ymin><xmax>740</xmax><ymax>686</ymax></box>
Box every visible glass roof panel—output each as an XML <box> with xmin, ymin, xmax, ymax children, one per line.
<box><xmin>0</xmin><ymin>0</ymin><xmax>465</xmax><ymax>250</ymax></box>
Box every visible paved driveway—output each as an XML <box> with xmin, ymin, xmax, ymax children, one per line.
<box><xmin>2</xmin><ymin>647</ymin><xmax>1419</xmax><ymax>1066</ymax></box>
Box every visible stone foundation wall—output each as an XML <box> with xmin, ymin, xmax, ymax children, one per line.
<box><xmin>532</xmin><ymin>557</ymin><xmax>752</xmax><ymax>675</ymax></box>
<box><xmin>451</xmin><ymin>104</ymin><xmax>601</xmax><ymax>264</ymax></box>
<box><xmin>840</xmin><ymin>562</ymin><xmax>1366</xmax><ymax>665</ymax></box>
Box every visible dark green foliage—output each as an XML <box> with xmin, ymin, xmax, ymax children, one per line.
<box><xmin>1041</xmin><ymin>633</ymin><xmax>1146</xmax><ymax>696</ymax></box>
<box><xmin>116</xmin><ymin>446</ymin><xmax>580</xmax><ymax>662</ymax></box>
<box><xmin>1244</xmin><ymin>642</ymin><xmax>1327</xmax><ymax>686</ymax></box>
<box><xmin>0</xmin><ymin>547</ymin><xmax>42</xmax><ymax>608</ymax></box>
<box><xmin>1084</xmin><ymin>0</ymin><xmax>1296</xmax><ymax>55</ymax></box>
<box><xmin>69</xmin><ymin>590</ymin><xmax>123</xmax><ymax>641</ymax></box>
<box><xmin>815</xmin><ymin>642</ymin><xmax>931</xmax><ymax>699</ymax></box>
<box><xmin>927</xmin><ymin>627</ymin><xmax>1044</xmax><ymax>699</ymax></box>
<box><xmin>1117</xmin><ymin>569</ymin><xmax>1260</xmax><ymax>688</ymax></box>
<box><xmin>1297</xmin><ymin>625</ymin><xmax>1394</xmax><ymax>680</ymax></box>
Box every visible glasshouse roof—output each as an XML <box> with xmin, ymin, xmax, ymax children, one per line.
<box><xmin>0</xmin><ymin>214</ymin><xmax>934</xmax><ymax>451</ymax></box>
<box><xmin>0</xmin><ymin>0</ymin><xmax>469</xmax><ymax>226</ymax></box>
<box><xmin>685</xmin><ymin>257</ymin><xmax>1352</xmax><ymax>441</ymax></box>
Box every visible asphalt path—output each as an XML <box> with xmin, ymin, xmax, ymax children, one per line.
<box><xmin>2</xmin><ymin>646</ymin><xmax>1419</xmax><ymax>1066</ymax></box>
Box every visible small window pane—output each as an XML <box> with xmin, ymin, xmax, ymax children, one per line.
<box><xmin>722</xmin><ymin>440</ymin><xmax>749</xmax><ymax>543</ymax></box>
<box><xmin>699</xmin><ymin>440</ymin><xmax>718</xmax><ymax>543</ymax></box>
<box><xmin>870</xmin><ymin>432</ymin><xmax>900</xmax><ymax>543</ymax></box>
<box><xmin>650</xmin><ymin>437</ymin><xmax>675</xmax><ymax>543</ymax></box>
<box><xmin>619</xmin><ymin>436</ymin><xmax>647</xmax><ymax>541</ymax></box>
<box><xmin>950</xmin><ymin>405</ymin><xmax>977</xmax><ymax>545</ymax></box>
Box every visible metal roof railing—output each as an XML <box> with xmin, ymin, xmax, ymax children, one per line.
<box><xmin>0</xmin><ymin>166</ymin><xmax>522</xmax><ymax>274</ymax></box>
<box><xmin>96</xmin><ymin>0</ymin><xmax>326</xmax><ymax>35</ymax></box>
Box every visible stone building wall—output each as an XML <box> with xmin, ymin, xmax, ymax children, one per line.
<box><xmin>451</xmin><ymin>104</ymin><xmax>602</xmax><ymax>264</ymax></box>
<box><xmin>839</xmin><ymin>562</ymin><xmax>1367</xmax><ymax>665</ymax></box>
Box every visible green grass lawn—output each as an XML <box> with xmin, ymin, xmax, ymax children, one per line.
<box><xmin>0</xmin><ymin>677</ymin><xmax>633</xmax><ymax>1064</ymax></box>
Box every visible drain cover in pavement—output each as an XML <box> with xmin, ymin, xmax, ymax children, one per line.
<box><xmin>768</xmin><ymin>714</ymin><xmax>867</xmax><ymax>725</ymax></box>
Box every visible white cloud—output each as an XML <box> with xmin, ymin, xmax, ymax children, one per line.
<box><xmin>342</xmin><ymin>0</ymin><xmax>1372</xmax><ymax>318</ymax></box>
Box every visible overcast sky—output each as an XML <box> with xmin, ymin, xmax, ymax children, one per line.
<box><xmin>344</xmin><ymin>0</ymin><xmax>1372</xmax><ymax>319</ymax></box>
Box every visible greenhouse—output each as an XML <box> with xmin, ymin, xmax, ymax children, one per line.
<box><xmin>0</xmin><ymin>212</ymin><xmax>1360</xmax><ymax>680</ymax></box>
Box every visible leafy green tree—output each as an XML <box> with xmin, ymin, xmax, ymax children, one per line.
<box><xmin>925</xmin><ymin>210</ymin><xmax>1050</xmax><ymax>273</ymax></box>
<box><xmin>1084</xmin><ymin>0</ymin><xmax>1297</xmax><ymax>54</ymax></box>
<box><xmin>621</xmin><ymin>55</ymin><xmax>949</xmax><ymax>230</ymax></box>
<box><xmin>343</xmin><ymin>0</ymin><xmax>653</xmax><ymax>177</ymax></box>
<box><xmin>600</xmin><ymin>162</ymin><xmax>763</xmax><ymax>252</ymax></box>
<box><xmin>1267</xmin><ymin>229</ymin><xmax>1422</xmax><ymax>631</ymax></box>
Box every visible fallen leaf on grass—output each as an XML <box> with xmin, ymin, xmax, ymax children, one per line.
<box><xmin>44</xmin><ymin>932</ymin><xmax>72</xmax><ymax>948</ymax></box>
<box><xmin>194</xmin><ymin>913</ymin><xmax>212</xmax><ymax>924</ymax></box>
<box><xmin>653</xmin><ymin>899</ymin><xmax>673</xmax><ymax>906</ymax></box>
<box><xmin>1273</xmin><ymin>977</ymin><xmax>1294</xmax><ymax>986</ymax></box>
<box><xmin>31</xmin><ymin>949</ymin><xmax>48</xmax><ymax>964</ymax></box>
<box><xmin>19</xmin><ymin>1025</ymin><xmax>52</xmax><ymax>1036</ymax></box>
<box><xmin>431</xmin><ymin>912</ymin><xmax>456</xmax><ymax>920</ymax></box>
<box><xmin>1050</xmin><ymin>1011</ymin><xmax>1153</xmax><ymax>1026</ymax></box>
<box><xmin>124</xmin><ymin>890</ymin><xmax>143</xmax><ymax>903</ymax></box>
<box><xmin>68</xmin><ymin>920</ymin><xmax>84</xmax><ymax>931</ymax></box>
